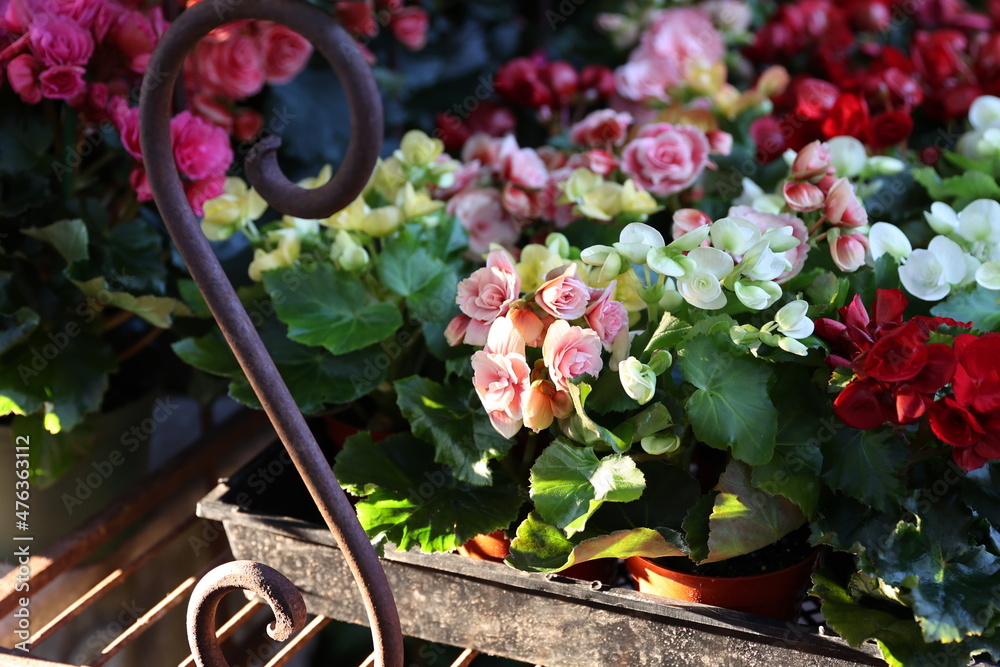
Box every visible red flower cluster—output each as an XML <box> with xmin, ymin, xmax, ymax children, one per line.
<box><xmin>334</xmin><ymin>0</ymin><xmax>429</xmax><ymax>53</ymax></box>
<box><xmin>815</xmin><ymin>289</ymin><xmax>1000</xmax><ymax>471</ymax></box>
<box><xmin>746</xmin><ymin>0</ymin><xmax>1000</xmax><ymax>159</ymax></box>
<box><xmin>930</xmin><ymin>334</ymin><xmax>1000</xmax><ymax>471</ymax></box>
<box><xmin>494</xmin><ymin>54</ymin><xmax>614</xmax><ymax>112</ymax></box>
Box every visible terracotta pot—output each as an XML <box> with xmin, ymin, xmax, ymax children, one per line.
<box><xmin>625</xmin><ymin>550</ymin><xmax>819</xmax><ymax>621</ymax></box>
<box><xmin>457</xmin><ymin>532</ymin><xmax>618</xmax><ymax>583</ymax></box>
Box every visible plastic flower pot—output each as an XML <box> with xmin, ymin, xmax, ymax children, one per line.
<box><xmin>625</xmin><ymin>550</ymin><xmax>820</xmax><ymax>621</ymax></box>
<box><xmin>457</xmin><ymin>531</ymin><xmax>618</xmax><ymax>583</ymax></box>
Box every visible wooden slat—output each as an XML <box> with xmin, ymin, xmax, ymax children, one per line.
<box><xmin>262</xmin><ymin>615</ymin><xmax>331</xmax><ymax>667</ymax></box>
<box><xmin>0</xmin><ymin>412</ymin><xmax>270</xmax><ymax>618</ymax></box>
<box><xmin>88</xmin><ymin>553</ymin><xmax>228</xmax><ymax>667</ymax></box>
<box><xmin>449</xmin><ymin>648</ymin><xmax>479</xmax><ymax>667</ymax></box>
<box><xmin>28</xmin><ymin>515</ymin><xmax>199</xmax><ymax>648</ymax></box>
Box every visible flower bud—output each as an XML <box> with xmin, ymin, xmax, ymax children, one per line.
<box><xmin>969</xmin><ymin>95</ymin><xmax>1000</xmax><ymax>130</ymax></box>
<box><xmin>619</xmin><ymin>356</ymin><xmax>657</xmax><ymax>405</ymax></box>
<box><xmin>778</xmin><ymin>336</ymin><xmax>808</xmax><ymax>356</ymax></box>
<box><xmin>546</xmin><ymin>233</ymin><xmax>571</xmax><ymax>258</ymax></box>
<box><xmin>826</xmin><ymin>136</ymin><xmax>867</xmax><ymax>178</ymax></box>
<box><xmin>640</xmin><ymin>433</ymin><xmax>681</xmax><ymax>455</ymax></box>
<box><xmin>647</xmin><ymin>349</ymin><xmax>673</xmax><ymax>375</ymax></box>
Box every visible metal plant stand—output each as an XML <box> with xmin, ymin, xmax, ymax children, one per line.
<box><xmin>137</xmin><ymin>0</ymin><xmax>403</xmax><ymax>664</ymax></box>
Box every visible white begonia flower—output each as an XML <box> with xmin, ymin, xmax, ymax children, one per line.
<box><xmin>827</xmin><ymin>136</ymin><xmax>868</xmax><ymax>178</ymax></box>
<box><xmin>778</xmin><ymin>337</ymin><xmax>809</xmax><ymax>356</ymax></box>
<box><xmin>774</xmin><ymin>300</ymin><xmax>814</xmax><ymax>339</ymax></box>
<box><xmin>619</xmin><ymin>357</ymin><xmax>657</xmax><ymax>405</ymax></box>
<box><xmin>869</xmin><ymin>222</ymin><xmax>913</xmax><ymax>263</ymax></box>
<box><xmin>280</xmin><ymin>215</ymin><xmax>321</xmax><ymax>237</ymax></box>
<box><xmin>969</xmin><ymin>95</ymin><xmax>1000</xmax><ymax>130</ymax></box>
<box><xmin>614</xmin><ymin>222</ymin><xmax>665</xmax><ymax>264</ymax></box>
<box><xmin>741</xmin><ymin>239</ymin><xmax>789</xmax><ymax>282</ymax></box>
<box><xmin>710</xmin><ymin>217</ymin><xmax>757</xmax><ymax>256</ymax></box>
<box><xmin>676</xmin><ymin>247</ymin><xmax>734</xmax><ymax>310</ymax></box>
<box><xmin>647</xmin><ymin>249</ymin><xmax>696</xmax><ymax>278</ymax></box>
<box><xmin>866</xmin><ymin>156</ymin><xmax>906</xmax><ymax>175</ymax></box>
<box><xmin>581</xmin><ymin>245</ymin><xmax>626</xmax><ymax>283</ymax></box>
<box><xmin>957</xmin><ymin>199</ymin><xmax>1000</xmax><ymax>246</ymax></box>
<box><xmin>734</xmin><ymin>280</ymin><xmax>782</xmax><ymax>310</ymax></box>
<box><xmin>924</xmin><ymin>202</ymin><xmax>960</xmax><ymax>236</ymax></box>
<box><xmin>546</xmin><ymin>233</ymin><xmax>571</xmax><ymax>258</ymax></box>
<box><xmin>977</xmin><ymin>261</ymin><xmax>1000</xmax><ymax>290</ymax></box>
<box><xmin>668</xmin><ymin>224</ymin><xmax>711</xmax><ymax>251</ymax></box>
<box><xmin>957</xmin><ymin>129</ymin><xmax>988</xmax><ymax>159</ymax></box>
<box><xmin>760</xmin><ymin>225</ymin><xmax>801</xmax><ymax>253</ymax></box>
<box><xmin>659</xmin><ymin>283</ymin><xmax>685</xmax><ymax>312</ymax></box>
<box><xmin>976</xmin><ymin>128</ymin><xmax>1000</xmax><ymax>158</ymax></box>
<box><xmin>735</xmin><ymin>177</ymin><xmax>785</xmax><ymax>213</ymax></box>
<box><xmin>899</xmin><ymin>236</ymin><xmax>968</xmax><ymax>301</ymax></box>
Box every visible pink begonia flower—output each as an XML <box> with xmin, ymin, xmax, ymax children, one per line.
<box><xmin>671</xmin><ymin>208</ymin><xmax>712</xmax><ymax>242</ymax></box>
<box><xmin>391</xmin><ymin>6</ymin><xmax>428</xmax><ymax>51</ymax></box>
<box><xmin>130</xmin><ymin>166</ymin><xmax>152</xmax><ymax>202</ymax></box>
<box><xmin>29</xmin><ymin>16</ymin><xmax>93</xmax><ymax>67</ymax></box>
<box><xmin>447</xmin><ymin>187</ymin><xmax>518</xmax><ymax>254</ymax></box>
<box><xmin>542</xmin><ymin>319</ymin><xmax>604</xmax><ymax>391</ymax></box>
<box><xmin>566</xmin><ymin>149</ymin><xmax>617</xmax><ymax>176</ymax></box>
<box><xmin>535</xmin><ymin>264</ymin><xmax>591</xmax><ymax>320</ymax></box>
<box><xmin>110</xmin><ymin>97</ymin><xmax>143</xmax><ymax>159</ymax></box>
<box><xmin>258</xmin><ymin>22</ymin><xmax>312</xmax><ymax>84</ymax></box>
<box><xmin>38</xmin><ymin>64</ymin><xmax>86</xmax><ymax>99</ymax></box>
<box><xmin>456</xmin><ymin>247</ymin><xmax>521</xmax><ymax>323</ymax></box>
<box><xmin>464</xmin><ymin>318</ymin><xmax>490</xmax><ymax>347</ymax></box>
<box><xmin>830</xmin><ymin>233</ymin><xmax>868</xmax><ymax>272</ymax></box>
<box><xmin>638</xmin><ymin>7</ymin><xmax>724</xmax><ymax>70</ymax></box>
<box><xmin>791</xmin><ymin>140</ymin><xmax>833</xmax><ymax>182</ymax></box>
<box><xmin>706</xmin><ymin>130</ymin><xmax>733</xmax><ymax>156</ymax></box>
<box><xmin>445</xmin><ymin>314</ymin><xmax>471</xmax><ymax>346</ymax></box>
<box><xmin>585</xmin><ymin>283</ymin><xmax>629</xmax><ymax>350</ymax></box>
<box><xmin>621</xmin><ymin>123</ymin><xmax>711</xmax><ymax>196</ymax></box>
<box><xmin>523</xmin><ymin>379</ymin><xmax>573</xmax><ymax>432</ymax></box>
<box><xmin>193</xmin><ymin>32</ymin><xmax>266</xmax><ymax>100</ymax></box>
<box><xmin>541</xmin><ymin>168</ymin><xmax>578</xmax><ymax>228</ymax></box>
<box><xmin>728</xmin><ymin>205</ymin><xmax>810</xmax><ymax>283</ymax></box>
<box><xmin>569</xmin><ymin>109</ymin><xmax>633</xmax><ymax>147</ymax></box>
<box><xmin>508</xmin><ymin>303</ymin><xmax>546</xmax><ymax>347</ymax></box>
<box><xmin>184</xmin><ymin>173</ymin><xmax>226</xmax><ymax>217</ymax></box>
<box><xmin>498</xmin><ymin>135</ymin><xmax>548</xmax><ymax>190</ymax></box>
<box><xmin>461</xmin><ymin>133</ymin><xmax>501</xmax><ymax>168</ymax></box>
<box><xmin>825</xmin><ymin>177</ymin><xmax>869</xmax><ymax>228</ymax></box>
<box><xmin>471</xmin><ymin>317</ymin><xmax>531</xmax><ymax>439</ymax></box>
<box><xmin>501</xmin><ymin>183</ymin><xmax>540</xmax><ymax>221</ymax></box>
<box><xmin>170</xmin><ymin>111</ymin><xmax>234</xmax><ymax>181</ymax></box>
<box><xmin>7</xmin><ymin>53</ymin><xmax>43</xmax><ymax>104</ymax></box>
<box><xmin>614</xmin><ymin>58</ymin><xmax>676</xmax><ymax>102</ymax></box>
<box><xmin>783</xmin><ymin>181</ymin><xmax>825</xmax><ymax>212</ymax></box>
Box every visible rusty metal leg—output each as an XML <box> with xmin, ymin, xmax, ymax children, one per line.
<box><xmin>137</xmin><ymin>0</ymin><xmax>402</xmax><ymax>665</ymax></box>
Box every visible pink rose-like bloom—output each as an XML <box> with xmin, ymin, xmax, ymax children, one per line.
<box><xmin>109</xmin><ymin>10</ymin><xmax>159</xmax><ymax>72</ymax></box>
<box><xmin>621</xmin><ymin>123</ymin><xmax>711</xmax><ymax>196</ymax></box>
<box><xmin>783</xmin><ymin>181</ymin><xmax>825</xmax><ymax>212</ymax></box>
<box><xmin>184</xmin><ymin>173</ymin><xmax>226</xmax><ymax>217</ymax></box>
<box><xmin>706</xmin><ymin>130</ymin><xmax>733</xmax><ymax>156</ymax></box>
<box><xmin>535</xmin><ymin>264</ymin><xmax>591</xmax><ymax>320</ymax></box>
<box><xmin>499</xmin><ymin>137</ymin><xmax>548</xmax><ymax>190</ymax></box>
<box><xmin>791</xmin><ymin>140</ymin><xmax>832</xmax><ymax>181</ymax></box>
<box><xmin>508</xmin><ymin>303</ymin><xmax>546</xmax><ymax>347</ymax></box>
<box><xmin>541</xmin><ymin>168</ymin><xmax>578</xmax><ymax>229</ymax></box>
<box><xmin>614</xmin><ymin>58</ymin><xmax>675</xmax><ymax>102</ymax></box>
<box><xmin>111</xmin><ymin>97</ymin><xmax>143</xmax><ymax>159</ymax></box>
<box><xmin>728</xmin><ymin>205</ymin><xmax>809</xmax><ymax>283</ymax></box>
<box><xmin>585</xmin><ymin>284</ymin><xmax>628</xmax><ymax>350</ymax></box>
<box><xmin>672</xmin><ymin>208</ymin><xmax>712</xmax><ymax>241</ymax></box>
<box><xmin>523</xmin><ymin>379</ymin><xmax>573</xmax><ymax>433</ymax></box>
<box><xmin>8</xmin><ymin>53</ymin><xmax>43</xmax><ymax>103</ymax></box>
<box><xmin>190</xmin><ymin>93</ymin><xmax>235</xmax><ymax>133</ymax></box>
<box><xmin>391</xmin><ymin>6</ymin><xmax>428</xmax><ymax>51</ymax></box>
<box><xmin>542</xmin><ymin>319</ymin><xmax>604</xmax><ymax>391</ymax></box>
<box><xmin>456</xmin><ymin>247</ymin><xmax>521</xmax><ymax>323</ymax></box>
<box><xmin>39</xmin><ymin>65</ymin><xmax>86</xmax><ymax>99</ymax></box>
<box><xmin>830</xmin><ymin>233</ymin><xmax>868</xmax><ymax>272</ymax></box>
<box><xmin>536</xmin><ymin>146</ymin><xmax>568</xmax><ymax>171</ymax></box>
<box><xmin>461</xmin><ymin>133</ymin><xmax>501</xmax><ymax>168</ymax></box>
<box><xmin>234</xmin><ymin>109</ymin><xmax>264</xmax><ymax>142</ymax></box>
<box><xmin>259</xmin><ymin>22</ymin><xmax>313</xmax><ymax>84</ymax></box>
<box><xmin>445</xmin><ymin>314</ymin><xmax>471</xmax><ymax>347</ymax></box>
<box><xmin>570</xmin><ymin>109</ymin><xmax>633</xmax><ymax>147</ymax></box>
<box><xmin>472</xmin><ymin>317</ymin><xmax>531</xmax><ymax>439</ymax></box>
<box><xmin>447</xmin><ymin>187</ymin><xmax>518</xmax><ymax>254</ymax></box>
<box><xmin>567</xmin><ymin>149</ymin><xmax>617</xmax><ymax>176</ymax></box>
<box><xmin>639</xmin><ymin>7</ymin><xmax>725</xmax><ymax>70</ymax></box>
<box><xmin>29</xmin><ymin>16</ymin><xmax>93</xmax><ymax>67</ymax></box>
<box><xmin>170</xmin><ymin>111</ymin><xmax>234</xmax><ymax>181</ymax></box>
<box><xmin>502</xmin><ymin>183</ymin><xmax>542</xmax><ymax>222</ymax></box>
<box><xmin>825</xmin><ymin>177</ymin><xmax>869</xmax><ymax>228</ymax></box>
<box><xmin>130</xmin><ymin>166</ymin><xmax>152</xmax><ymax>202</ymax></box>
<box><xmin>194</xmin><ymin>32</ymin><xmax>266</xmax><ymax>100</ymax></box>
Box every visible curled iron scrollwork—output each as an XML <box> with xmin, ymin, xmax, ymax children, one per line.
<box><xmin>137</xmin><ymin>0</ymin><xmax>403</xmax><ymax>664</ymax></box>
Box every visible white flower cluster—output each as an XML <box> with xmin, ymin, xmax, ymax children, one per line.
<box><xmin>957</xmin><ymin>96</ymin><xmax>1000</xmax><ymax>160</ymax></box>
<box><xmin>730</xmin><ymin>300</ymin><xmax>814</xmax><ymax>357</ymax></box>
<box><xmin>582</xmin><ymin>220</ymin><xmax>801</xmax><ymax>311</ymax></box>
<box><xmin>870</xmin><ymin>199</ymin><xmax>1000</xmax><ymax>300</ymax></box>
